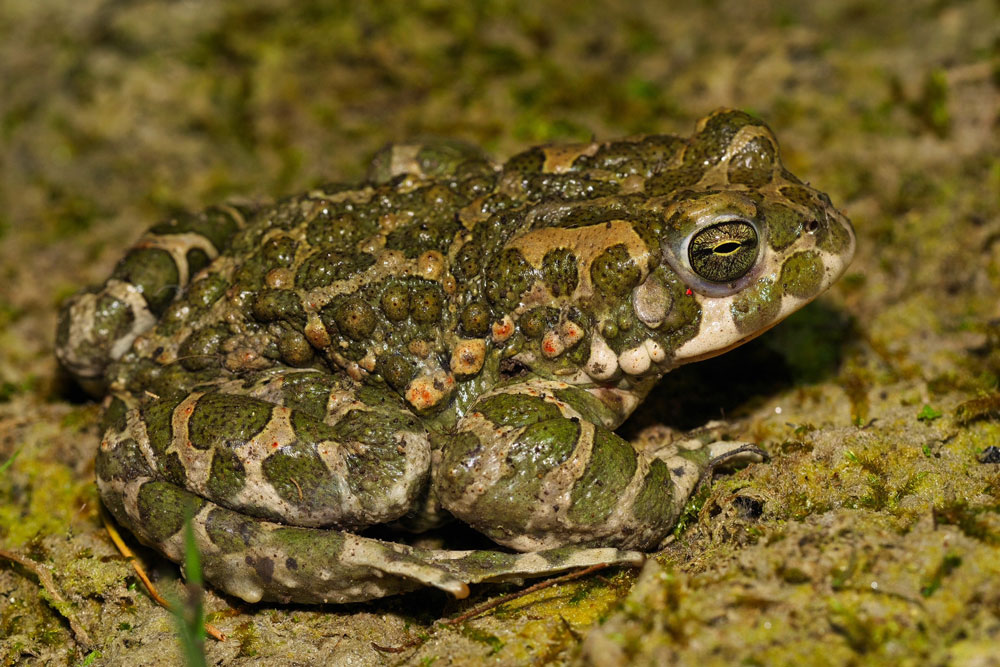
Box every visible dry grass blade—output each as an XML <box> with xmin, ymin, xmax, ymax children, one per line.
<box><xmin>101</xmin><ymin>511</ymin><xmax>226</xmax><ymax>641</ymax></box>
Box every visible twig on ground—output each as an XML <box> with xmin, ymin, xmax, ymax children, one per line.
<box><xmin>371</xmin><ymin>562</ymin><xmax>614</xmax><ymax>654</ymax></box>
<box><xmin>0</xmin><ymin>547</ymin><xmax>93</xmax><ymax>649</ymax></box>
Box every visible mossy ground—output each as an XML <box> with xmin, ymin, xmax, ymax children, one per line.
<box><xmin>1</xmin><ymin>1</ymin><xmax>998</xmax><ymax>664</ymax></box>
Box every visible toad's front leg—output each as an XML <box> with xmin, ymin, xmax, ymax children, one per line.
<box><xmin>435</xmin><ymin>380</ymin><xmax>765</xmax><ymax>552</ymax></box>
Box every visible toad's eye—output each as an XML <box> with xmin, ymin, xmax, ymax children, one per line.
<box><xmin>688</xmin><ymin>220</ymin><xmax>759</xmax><ymax>283</ymax></box>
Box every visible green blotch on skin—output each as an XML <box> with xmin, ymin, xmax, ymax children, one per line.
<box><xmin>204</xmin><ymin>506</ymin><xmax>257</xmax><ymax>554</ymax></box>
<box><xmin>188</xmin><ymin>393</ymin><xmax>273</xmax><ymax>452</ymax></box>
<box><xmin>261</xmin><ymin>436</ymin><xmax>341</xmax><ymax>513</ymax></box>
<box><xmin>631</xmin><ymin>135</ymin><xmax>686</xmax><ymax>174</ymax></box>
<box><xmin>577</xmin><ymin>141</ymin><xmax>642</xmax><ymax>174</ymax></box>
<box><xmin>206</xmin><ymin>447</ymin><xmax>246</xmax><ymax>502</ymax></box>
<box><xmin>515</xmin><ymin>418</ymin><xmax>580</xmax><ymax>472</ymax></box>
<box><xmin>268</xmin><ymin>525</ymin><xmax>346</xmax><ymax>561</ymax></box>
<box><xmin>377</xmin><ymin>354</ymin><xmax>415</xmax><ymax>391</ymax></box>
<box><xmin>450</xmin><ymin>549</ymin><xmax>520</xmax><ymax>575</ymax></box>
<box><xmin>779</xmin><ymin>185</ymin><xmax>816</xmax><ymax>209</ymax></box>
<box><xmin>541</xmin><ymin>247</ymin><xmax>579</xmax><ymax>297</ymax></box>
<box><xmin>655</xmin><ymin>268</ymin><xmax>702</xmax><ymax>351</ymax></box>
<box><xmin>817</xmin><ymin>215</ymin><xmax>853</xmax><ymax>254</ymax></box>
<box><xmin>100</xmin><ymin>396</ymin><xmax>129</xmax><ymax>434</ymax></box>
<box><xmin>380</xmin><ymin>284</ymin><xmax>410</xmax><ymax>321</ymax></box>
<box><xmin>328</xmin><ymin>407</ymin><xmax>420</xmax><ymax>446</ymax></box>
<box><xmin>295</xmin><ymin>248</ymin><xmax>374</xmax><ymax>290</ymax></box>
<box><xmin>92</xmin><ymin>293</ymin><xmax>137</xmax><ymax>346</ymax></box>
<box><xmin>95</xmin><ymin>437</ymin><xmax>147</xmax><ymax>483</ymax></box>
<box><xmin>727</xmin><ymin>135</ymin><xmax>777</xmax><ymax>188</ymax></box>
<box><xmin>766</xmin><ymin>203</ymin><xmax>803</xmax><ymax>251</ymax></box>
<box><xmin>780</xmin><ymin>251</ymin><xmax>824</xmax><ymax>299</ymax></box>
<box><xmin>140</xmin><ymin>393</ymin><xmax>188</xmax><ymax>457</ymax></box>
<box><xmin>330</xmin><ymin>408</ymin><xmax>424</xmax><ymax>510</ymax></box>
<box><xmin>136</xmin><ymin>481</ymin><xmax>206</xmax><ymax>544</ymax></box>
<box><xmin>149</xmin><ymin>208</ymin><xmax>240</xmax><ymax>253</ymax></box>
<box><xmin>285</xmin><ymin>405</ymin><xmax>422</xmax><ymax>515</ymax></box>
<box><xmin>504</xmin><ymin>147</ymin><xmax>546</xmax><ymax>174</ymax></box>
<box><xmin>453</xmin><ymin>243</ymin><xmax>482</xmax><ymax>281</ymax></box>
<box><xmin>278</xmin><ymin>372</ymin><xmax>337</xmax><ymax>418</ymax></box>
<box><xmin>186</xmin><ymin>247</ymin><xmax>211</xmax><ymax>275</ymax></box>
<box><xmin>460</xmin><ymin>301</ymin><xmax>491</xmax><ymax>336</ymax></box>
<box><xmin>235</xmin><ymin>236</ymin><xmax>298</xmax><ymax>288</ymax></box>
<box><xmin>329</xmin><ymin>297</ymin><xmax>378</xmax><ymax>340</ymax></box>
<box><xmin>252</xmin><ymin>289</ymin><xmax>305</xmax><ymax>326</ymax></box>
<box><xmin>355</xmin><ymin>382</ymin><xmax>408</xmax><ymax>411</ymax></box>
<box><xmin>278</xmin><ymin>330</ymin><xmax>314</xmax><ymax>366</ymax></box>
<box><xmin>468</xmin><ymin>417</ymin><xmax>580</xmax><ymax>533</ymax></box>
<box><xmin>590</xmin><ymin>244</ymin><xmax>641</xmax><ymax>297</ymax></box>
<box><xmin>552</xmin><ymin>386</ymin><xmax>620</xmax><ymax>427</ymax></box>
<box><xmin>112</xmin><ymin>247</ymin><xmax>180</xmax><ymax>314</ymax></box>
<box><xmin>178</xmin><ymin>325</ymin><xmax>229</xmax><ymax>371</ymax></box>
<box><xmin>305</xmin><ymin>204</ymin><xmax>370</xmax><ymax>249</ymax></box>
<box><xmin>519</xmin><ymin>306</ymin><xmax>556</xmax><ymax>339</ymax></box>
<box><xmin>731</xmin><ymin>277</ymin><xmax>782</xmax><ymax>334</ymax></box>
<box><xmin>476</xmin><ymin>392</ymin><xmax>562</xmax><ymax>428</ymax></box>
<box><xmin>644</xmin><ymin>168</ymin><xmax>702</xmax><ymax>196</ymax></box>
<box><xmin>186</xmin><ymin>273</ymin><xmax>228</xmax><ymax>309</ymax></box>
<box><xmin>413</xmin><ymin>140</ymin><xmax>490</xmax><ymax>178</ymax></box>
<box><xmin>161</xmin><ymin>451</ymin><xmax>187</xmax><ymax>485</ymax></box>
<box><xmin>436</xmin><ymin>431</ymin><xmax>483</xmax><ymax>497</ymax></box>
<box><xmin>527</xmin><ymin>174</ymin><xmax>620</xmax><ymax>200</ymax></box>
<box><xmin>631</xmin><ymin>459</ymin><xmax>675</xmax><ymax>521</ymax></box>
<box><xmin>685</xmin><ymin>109</ymin><xmax>764</xmax><ymax>169</ymax></box>
<box><xmin>129</xmin><ymin>361</ymin><xmax>215</xmax><ymax>404</ymax></box>
<box><xmin>385</xmin><ymin>211</ymin><xmax>461</xmax><ymax>259</ymax></box>
<box><xmin>486</xmin><ymin>248</ymin><xmax>536</xmax><ymax>311</ymax></box>
<box><xmin>568</xmin><ymin>426</ymin><xmax>636</xmax><ymax>525</ymax></box>
<box><xmin>410</xmin><ymin>283</ymin><xmax>444</xmax><ymax>324</ymax></box>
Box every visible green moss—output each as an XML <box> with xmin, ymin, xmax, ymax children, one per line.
<box><xmin>233</xmin><ymin>620</ymin><xmax>262</xmax><ymax>658</ymax></box>
<box><xmin>844</xmin><ymin>448</ymin><xmax>928</xmax><ymax>513</ymax></box>
<box><xmin>460</xmin><ymin>627</ymin><xmax>504</xmax><ymax>655</ymax></box>
<box><xmin>916</xmin><ymin>404</ymin><xmax>942</xmax><ymax>421</ymax></box>
<box><xmin>933</xmin><ymin>500</ymin><xmax>1000</xmax><ymax>546</ymax></box>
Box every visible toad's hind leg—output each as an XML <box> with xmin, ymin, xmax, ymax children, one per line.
<box><xmin>100</xmin><ymin>369</ymin><xmax>434</xmax><ymax>535</ymax></box>
<box><xmin>98</xmin><ymin>471</ymin><xmax>644</xmax><ymax>604</ymax></box>
<box><xmin>96</xmin><ymin>370</ymin><xmax>643</xmax><ymax>603</ymax></box>
<box><xmin>56</xmin><ymin>204</ymin><xmax>254</xmax><ymax>394</ymax></box>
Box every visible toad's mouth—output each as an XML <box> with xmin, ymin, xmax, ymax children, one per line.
<box><xmin>673</xmin><ymin>318</ymin><xmax>783</xmax><ymax>366</ymax></box>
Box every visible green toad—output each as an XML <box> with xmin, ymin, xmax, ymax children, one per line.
<box><xmin>57</xmin><ymin>110</ymin><xmax>855</xmax><ymax>603</ymax></box>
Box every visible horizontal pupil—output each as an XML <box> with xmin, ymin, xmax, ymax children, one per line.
<box><xmin>713</xmin><ymin>241</ymin><xmax>742</xmax><ymax>255</ymax></box>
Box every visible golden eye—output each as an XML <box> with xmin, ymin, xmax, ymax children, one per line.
<box><xmin>688</xmin><ymin>221</ymin><xmax>759</xmax><ymax>282</ymax></box>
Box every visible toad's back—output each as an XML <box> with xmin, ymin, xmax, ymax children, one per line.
<box><xmin>59</xmin><ymin>110</ymin><xmax>851</xmax><ymax>425</ymax></box>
